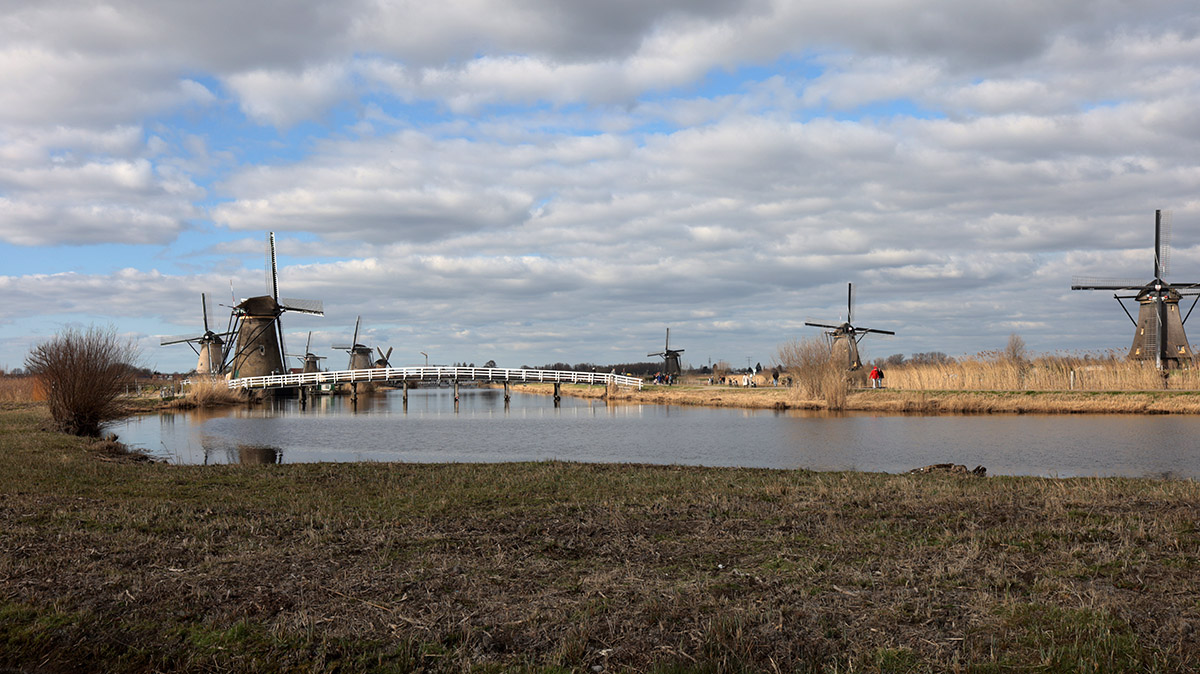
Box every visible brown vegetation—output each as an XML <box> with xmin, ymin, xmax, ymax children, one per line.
<box><xmin>166</xmin><ymin>376</ymin><xmax>245</xmax><ymax>409</ymax></box>
<box><xmin>880</xmin><ymin>352</ymin><xmax>1200</xmax><ymax>392</ymax></box>
<box><xmin>776</xmin><ymin>337</ymin><xmax>849</xmax><ymax>409</ymax></box>
<box><xmin>23</xmin><ymin>325</ymin><xmax>141</xmax><ymax>436</ymax></box>
<box><xmin>0</xmin><ymin>376</ymin><xmax>36</xmax><ymax>404</ymax></box>
<box><xmin>517</xmin><ymin>381</ymin><xmax>1200</xmax><ymax>415</ymax></box>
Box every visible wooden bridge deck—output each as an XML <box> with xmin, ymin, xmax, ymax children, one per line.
<box><xmin>227</xmin><ymin>366</ymin><xmax>643</xmax><ymax>391</ymax></box>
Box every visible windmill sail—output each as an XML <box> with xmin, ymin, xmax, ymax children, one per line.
<box><xmin>804</xmin><ymin>283</ymin><xmax>894</xmax><ymax>370</ymax></box>
<box><xmin>1071</xmin><ymin>210</ymin><xmax>1200</xmax><ymax>369</ymax></box>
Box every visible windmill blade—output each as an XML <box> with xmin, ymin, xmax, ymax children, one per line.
<box><xmin>1070</xmin><ymin>277</ymin><xmax>1146</xmax><ymax>290</ymax></box>
<box><xmin>331</xmin><ymin>344</ymin><xmax>354</xmax><ymax>350</ymax></box>
<box><xmin>857</xmin><ymin>328</ymin><xmax>896</xmax><ymax>336</ymax></box>
<box><xmin>1157</xmin><ymin>209</ymin><xmax>1172</xmax><ymax>277</ymax></box>
<box><xmin>160</xmin><ymin>334</ymin><xmax>203</xmax><ymax>346</ymax></box>
<box><xmin>278</xmin><ymin>297</ymin><xmax>324</xmax><ymax>315</ymax></box>
<box><xmin>266</xmin><ymin>232</ymin><xmax>279</xmax><ymax>300</ymax></box>
<box><xmin>201</xmin><ymin>293</ymin><xmax>210</xmax><ymax>333</ymax></box>
<box><xmin>665</xmin><ymin>327</ymin><xmax>671</xmax><ymax>352</ymax></box>
<box><xmin>352</xmin><ymin>316</ymin><xmax>361</xmax><ymax>346</ymax></box>
<box><xmin>847</xmin><ymin>282</ymin><xmax>854</xmax><ymax>325</ymax></box>
<box><xmin>804</xmin><ymin>321</ymin><xmax>841</xmax><ymax>330</ymax></box>
<box><xmin>648</xmin><ymin>351</ymin><xmax>665</xmax><ymax>358</ymax></box>
<box><xmin>305</xmin><ymin>331</ymin><xmax>313</xmax><ymax>354</ymax></box>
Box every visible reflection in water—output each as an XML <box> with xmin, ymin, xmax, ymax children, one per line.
<box><xmin>109</xmin><ymin>388</ymin><xmax>1200</xmax><ymax>478</ymax></box>
<box><xmin>234</xmin><ymin>444</ymin><xmax>282</xmax><ymax>465</ymax></box>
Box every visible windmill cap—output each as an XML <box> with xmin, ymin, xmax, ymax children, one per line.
<box><xmin>235</xmin><ymin>295</ymin><xmax>278</xmax><ymax>316</ymax></box>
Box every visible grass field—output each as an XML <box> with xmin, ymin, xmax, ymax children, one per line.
<box><xmin>2</xmin><ymin>403</ymin><xmax>1199</xmax><ymax>672</ymax></box>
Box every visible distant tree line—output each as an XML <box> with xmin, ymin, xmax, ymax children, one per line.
<box><xmin>871</xmin><ymin>352</ymin><xmax>954</xmax><ymax>368</ymax></box>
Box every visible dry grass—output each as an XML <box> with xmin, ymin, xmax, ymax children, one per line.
<box><xmin>0</xmin><ymin>377</ymin><xmax>37</xmax><ymax>403</ymax></box>
<box><xmin>167</xmin><ymin>376</ymin><xmax>245</xmax><ymax>408</ymax></box>
<box><xmin>884</xmin><ymin>352</ymin><xmax>1200</xmax><ymax>392</ymax></box>
<box><xmin>1</xmin><ymin>405</ymin><xmax>1198</xmax><ymax>672</ymax></box>
<box><xmin>519</xmin><ymin>381</ymin><xmax>1200</xmax><ymax>415</ymax></box>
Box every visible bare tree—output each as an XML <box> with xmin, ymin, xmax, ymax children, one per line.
<box><xmin>1004</xmin><ymin>333</ymin><xmax>1029</xmax><ymax>363</ymax></box>
<box><xmin>25</xmin><ymin>325</ymin><xmax>141</xmax><ymax>437</ymax></box>
<box><xmin>776</xmin><ymin>337</ymin><xmax>847</xmax><ymax>409</ymax></box>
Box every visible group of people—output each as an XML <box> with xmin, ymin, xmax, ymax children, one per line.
<box><xmin>868</xmin><ymin>365</ymin><xmax>886</xmax><ymax>388</ymax></box>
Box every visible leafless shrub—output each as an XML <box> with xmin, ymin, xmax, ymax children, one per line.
<box><xmin>24</xmin><ymin>325</ymin><xmax>141</xmax><ymax>436</ymax></box>
<box><xmin>776</xmin><ymin>337</ymin><xmax>847</xmax><ymax>409</ymax></box>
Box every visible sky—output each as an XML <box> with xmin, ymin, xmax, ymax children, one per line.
<box><xmin>3</xmin><ymin>0</ymin><xmax>1200</xmax><ymax>374</ymax></box>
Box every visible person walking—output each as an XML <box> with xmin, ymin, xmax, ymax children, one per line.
<box><xmin>869</xmin><ymin>365</ymin><xmax>882</xmax><ymax>389</ymax></box>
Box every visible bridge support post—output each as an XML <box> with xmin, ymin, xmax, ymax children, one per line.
<box><xmin>402</xmin><ymin>381</ymin><xmax>409</xmax><ymax>406</ymax></box>
<box><xmin>503</xmin><ymin>381</ymin><xmax>510</xmax><ymax>403</ymax></box>
<box><xmin>453</xmin><ymin>380</ymin><xmax>460</xmax><ymax>411</ymax></box>
<box><xmin>553</xmin><ymin>382</ymin><xmax>561</xmax><ymax>406</ymax></box>
<box><xmin>351</xmin><ymin>382</ymin><xmax>358</xmax><ymax>405</ymax></box>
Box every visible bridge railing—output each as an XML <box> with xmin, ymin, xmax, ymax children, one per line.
<box><xmin>227</xmin><ymin>366</ymin><xmax>643</xmax><ymax>391</ymax></box>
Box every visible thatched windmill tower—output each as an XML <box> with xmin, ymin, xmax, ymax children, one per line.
<box><xmin>160</xmin><ymin>293</ymin><xmax>233</xmax><ymax>375</ymax></box>
<box><xmin>805</xmin><ymin>283</ymin><xmax>895</xmax><ymax>370</ymax></box>
<box><xmin>1071</xmin><ymin>210</ymin><xmax>1200</xmax><ymax>369</ymax></box>
<box><xmin>332</xmin><ymin>316</ymin><xmax>376</xmax><ymax>370</ymax></box>
<box><xmin>648</xmin><ymin>328</ymin><xmax>685</xmax><ymax>376</ymax></box>
<box><xmin>226</xmin><ymin>233</ymin><xmax>324</xmax><ymax>378</ymax></box>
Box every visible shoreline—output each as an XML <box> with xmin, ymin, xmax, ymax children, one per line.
<box><xmin>506</xmin><ymin>382</ymin><xmax>1200</xmax><ymax>414</ymax></box>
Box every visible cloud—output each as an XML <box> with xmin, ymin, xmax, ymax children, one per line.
<box><xmin>225</xmin><ymin>64</ymin><xmax>353</xmax><ymax>128</ymax></box>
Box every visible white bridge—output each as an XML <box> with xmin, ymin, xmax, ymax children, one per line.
<box><xmin>227</xmin><ymin>366</ymin><xmax>643</xmax><ymax>391</ymax></box>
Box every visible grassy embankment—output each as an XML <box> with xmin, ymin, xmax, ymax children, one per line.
<box><xmin>2</xmin><ymin>403</ymin><xmax>1199</xmax><ymax>672</ymax></box>
<box><xmin>517</xmin><ymin>356</ymin><xmax>1200</xmax><ymax>414</ymax></box>
<box><xmin>517</xmin><ymin>381</ymin><xmax>1200</xmax><ymax>414</ymax></box>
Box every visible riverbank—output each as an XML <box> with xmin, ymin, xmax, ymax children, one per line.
<box><xmin>1</xmin><ymin>404</ymin><xmax>1198</xmax><ymax>672</ymax></box>
<box><xmin>511</xmin><ymin>382</ymin><xmax>1200</xmax><ymax>414</ymax></box>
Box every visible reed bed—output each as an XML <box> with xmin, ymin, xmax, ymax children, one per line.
<box><xmin>0</xmin><ymin>376</ymin><xmax>38</xmax><ymax>403</ymax></box>
<box><xmin>883</xmin><ymin>353</ymin><xmax>1200</xmax><ymax>392</ymax></box>
<box><xmin>166</xmin><ymin>376</ymin><xmax>245</xmax><ymax>408</ymax></box>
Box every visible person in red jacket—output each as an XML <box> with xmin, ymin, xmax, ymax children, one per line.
<box><xmin>869</xmin><ymin>365</ymin><xmax>883</xmax><ymax>388</ymax></box>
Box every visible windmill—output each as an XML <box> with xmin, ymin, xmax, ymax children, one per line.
<box><xmin>160</xmin><ymin>293</ymin><xmax>234</xmax><ymax>375</ymax></box>
<box><xmin>332</xmin><ymin>316</ymin><xmax>376</xmax><ymax>370</ymax></box>
<box><xmin>805</xmin><ymin>283</ymin><xmax>895</xmax><ymax>370</ymax></box>
<box><xmin>1071</xmin><ymin>210</ymin><xmax>1200</xmax><ymax>369</ymax></box>
<box><xmin>225</xmin><ymin>232</ymin><xmax>324</xmax><ymax>378</ymax></box>
<box><xmin>648</xmin><ymin>328</ymin><xmax>685</xmax><ymax>377</ymax></box>
<box><xmin>286</xmin><ymin>332</ymin><xmax>326</xmax><ymax>374</ymax></box>
<box><xmin>374</xmin><ymin>347</ymin><xmax>394</xmax><ymax>368</ymax></box>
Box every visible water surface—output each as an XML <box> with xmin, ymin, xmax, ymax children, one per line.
<box><xmin>113</xmin><ymin>388</ymin><xmax>1200</xmax><ymax>478</ymax></box>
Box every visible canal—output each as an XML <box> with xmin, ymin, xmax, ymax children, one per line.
<box><xmin>112</xmin><ymin>388</ymin><xmax>1200</xmax><ymax>478</ymax></box>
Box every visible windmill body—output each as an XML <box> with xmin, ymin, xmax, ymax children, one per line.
<box><xmin>291</xmin><ymin>332</ymin><xmax>326</xmax><ymax>374</ymax></box>
<box><xmin>1071</xmin><ymin>210</ymin><xmax>1200</xmax><ymax>369</ymax></box>
<box><xmin>1129</xmin><ymin>286</ymin><xmax>1192</xmax><ymax>363</ymax></box>
<box><xmin>229</xmin><ymin>296</ymin><xmax>286</xmax><ymax>378</ymax></box>
<box><xmin>804</xmin><ymin>283</ymin><xmax>894</xmax><ymax>371</ymax></box>
<box><xmin>648</xmin><ymin>328</ymin><xmax>685</xmax><ymax>377</ymax></box>
<box><xmin>160</xmin><ymin>293</ymin><xmax>233</xmax><ymax>376</ymax></box>
<box><xmin>226</xmin><ymin>233</ymin><xmax>324</xmax><ymax>379</ymax></box>
<box><xmin>195</xmin><ymin>340</ymin><xmax>224</xmax><ymax>375</ymax></box>
<box><xmin>332</xmin><ymin>316</ymin><xmax>387</xmax><ymax>370</ymax></box>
